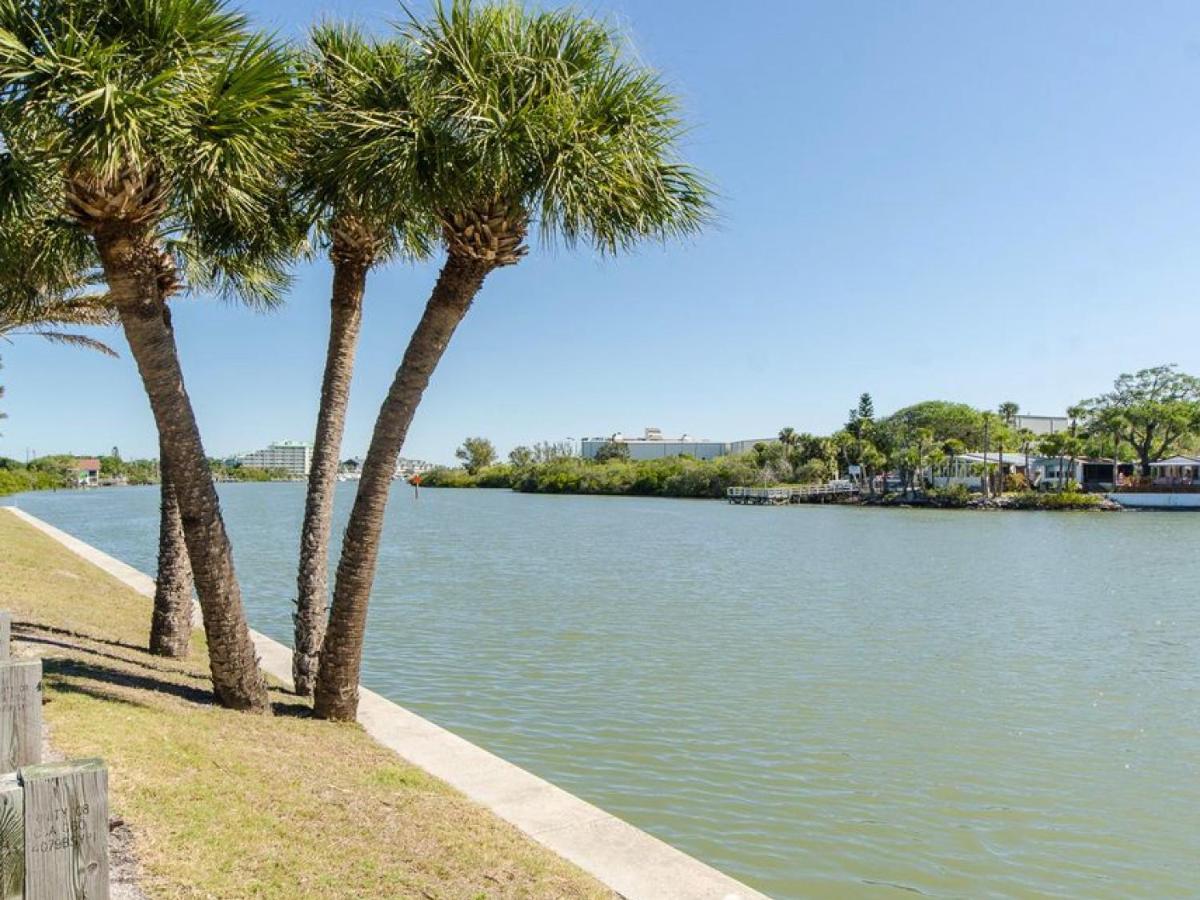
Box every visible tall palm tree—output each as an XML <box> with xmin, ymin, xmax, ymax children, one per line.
<box><xmin>313</xmin><ymin>0</ymin><xmax>711</xmax><ymax>720</ymax></box>
<box><xmin>998</xmin><ymin>401</ymin><xmax>1019</xmax><ymax>425</ymax></box>
<box><xmin>289</xmin><ymin>26</ymin><xmax>433</xmax><ymax>696</ymax></box>
<box><xmin>0</xmin><ymin>213</ymin><xmax>194</xmax><ymax>657</ymax></box>
<box><xmin>0</xmin><ymin>0</ymin><xmax>302</xmax><ymax>712</ymax></box>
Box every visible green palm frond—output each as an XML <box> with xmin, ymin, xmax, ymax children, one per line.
<box><xmin>330</xmin><ymin>0</ymin><xmax>711</xmax><ymax>257</ymax></box>
<box><xmin>0</xmin><ymin>0</ymin><xmax>304</xmax><ymax>307</ymax></box>
<box><xmin>293</xmin><ymin>21</ymin><xmax>437</xmax><ymax>265</ymax></box>
<box><xmin>19</xmin><ymin>329</ymin><xmax>117</xmax><ymax>355</ymax></box>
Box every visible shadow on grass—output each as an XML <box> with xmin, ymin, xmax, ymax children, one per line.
<box><xmin>43</xmin><ymin>656</ymin><xmax>216</xmax><ymax>707</ymax></box>
<box><xmin>44</xmin><ymin>675</ymin><xmax>155</xmax><ymax>711</ymax></box>
<box><xmin>272</xmin><ymin>700</ymin><xmax>315</xmax><ymax>719</ymax></box>
<box><xmin>14</xmin><ymin>621</ymin><xmax>149</xmax><ymax>656</ymax></box>
<box><xmin>20</xmin><ymin>631</ymin><xmax>201</xmax><ymax>678</ymax></box>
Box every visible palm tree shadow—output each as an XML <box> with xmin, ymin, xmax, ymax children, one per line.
<box><xmin>42</xmin><ymin>656</ymin><xmax>216</xmax><ymax>707</ymax></box>
<box><xmin>20</xmin><ymin>632</ymin><xmax>199</xmax><ymax>678</ymax></box>
<box><xmin>14</xmin><ymin>621</ymin><xmax>148</xmax><ymax>656</ymax></box>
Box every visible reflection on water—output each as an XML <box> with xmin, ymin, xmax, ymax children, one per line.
<box><xmin>10</xmin><ymin>485</ymin><xmax>1200</xmax><ymax>898</ymax></box>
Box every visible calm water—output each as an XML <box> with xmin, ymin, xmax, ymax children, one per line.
<box><xmin>8</xmin><ymin>485</ymin><xmax>1200</xmax><ymax>897</ymax></box>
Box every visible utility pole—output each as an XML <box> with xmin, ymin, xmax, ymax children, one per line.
<box><xmin>982</xmin><ymin>416</ymin><xmax>991</xmax><ymax>500</ymax></box>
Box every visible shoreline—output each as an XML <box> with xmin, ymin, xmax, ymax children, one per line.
<box><xmin>3</xmin><ymin>506</ymin><xmax>765</xmax><ymax>900</ymax></box>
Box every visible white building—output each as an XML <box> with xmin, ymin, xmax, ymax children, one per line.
<box><xmin>239</xmin><ymin>441</ymin><xmax>313</xmax><ymax>477</ymax></box>
<box><xmin>580</xmin><ymin>428</ymin><xmax>774</xmax><ymax>462</ymax></box>
<box><xmin>1012</xmin><ymin>414</ymin><xmax>1069</xmax><ymax>436</ymax></box>
<box><xmin>395</xmin><ymin>458</ymin><xmax>436</xmax><ymax>479</ymax></box>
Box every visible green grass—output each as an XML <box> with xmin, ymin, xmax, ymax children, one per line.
<box><xmin>0</xmin><ymin>509</ymin><xmax>611</xmax><ymax>899</ymax></box>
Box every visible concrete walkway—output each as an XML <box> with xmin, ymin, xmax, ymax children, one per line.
<box><xmin>6</xmin><ymin>507</ymin><xmax>767</xmax><ymax>900</ymax></box>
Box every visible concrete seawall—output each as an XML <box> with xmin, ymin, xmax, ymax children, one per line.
<box><xmin>6</xmin><ymin>506</ymin><xmax>766</xmax><ymax>900</ymax></box>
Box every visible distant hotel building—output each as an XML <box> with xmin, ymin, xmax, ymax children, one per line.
<box><xmin>580</xmin><ymin>428</ymin><xmax>776</xmax><ymax>462</ymax></box>
<box><xmin>238</xmin><ymin>441</ymin><xmax>314</xmax><ymax>477</ymax></box>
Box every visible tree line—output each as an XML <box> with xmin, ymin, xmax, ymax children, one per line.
<box><xmin>0</xmin><ymin>0</ymin><xmax>709</xmax><ymax>718</ymax></box>
<box><xmin>426</xmin><ymin>363</ymin><xmax>1200</xmax><ymax>500</ymax></box>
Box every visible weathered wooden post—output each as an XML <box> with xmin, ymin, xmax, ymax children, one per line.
<box><xmin>0</xmin><ymin>613</ymin><xmax>10</xmax><ymax>660</ymax></box>
<box><xmin>0</xmin><ymin>773</ymin><xmax>21</xmax><ymax>900</ymax></box>
<box><xmin>22</xmin><ymin>759</ymin><xmax>108</xmax><ymax>900</ymax></box>
<box><xmin>0</xmin><ymin>661</ymin><xmax>40</xmax><ymax>773</ymax></box>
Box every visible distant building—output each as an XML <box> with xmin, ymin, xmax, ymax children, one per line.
<box><xmin>395</xmin><ymin>458</ymin><xmax>435</xmax><ymax>479</ymax></box>
<box><xmin>74</xmin><ymin>457</ymin><xmax>101</xmax><ymax>487</ymax></box>
<box><xmin>238</xmin><ymin>441</ymin><xmax>313</xmax><ymax>477</ymax></box>
<box><xmin>580</xmin><ymin>428</ymin><xmax>773</xmax><ymax>462</ymax></box>
<box><xmin>337</xmin><ymin>456</ymin><xmax>435</xmax><ymax>480</ymax></box>
<box><xmin>1012</xmin><ymin>415</ymin><xmax>1069</xmax><ymax>436</ymax></box>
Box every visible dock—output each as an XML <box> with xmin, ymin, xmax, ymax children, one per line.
<box><xmin>727</xmin><ymin>484</ymin><xmax>860</xmax><ymax>505</ymax></box>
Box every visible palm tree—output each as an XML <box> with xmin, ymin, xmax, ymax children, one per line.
<box><xmin>1017</xmin><ymin>427</ymin><xmax>1036</xmax><ymax>489</ymax></box>
<box><xmin>777</xmin><ymin>426</ymin><xmax>798</xmax><ymax>478</ymax></box>
<box><xmin>1067</xmin><ymin>403</ymin><xmax>1086</xmax><ymax>437</ymax></box>
<box><xmin>313</xmin><ymin>0</ymin><xmax>711</xmax><ymax>720</ymax></box>
<box><xmin>0</xmin><ymin>215</ymin><xmax>194</xmax><ymax>657</ymax></box>
<box><xmin>998</xmin><ymin>401</ymin><xmax>1019</xmax><ymax>425</ymax></box>
<box><xmin>289</xmin><ymin>26</ymin><xmax>434</xmax><ymax>696</ymax></box>
<box><xmin>0</xmin><ymin>0</ymin><xmax>302</xmax><ymax>711</ymax></box>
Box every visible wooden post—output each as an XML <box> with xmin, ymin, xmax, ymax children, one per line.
<box><xmin>0</xmin><ymin>774</ymin><xmax>21</xmax><ymax>900</ymax></box>
<box><xmin>0</xmin><ymin>661</ymin><xmax>41</xmax><ymax>772</ymax></box>
<box><xmin>21</xmin><ymin>759</ymin><xmax>108</xmax><ymax>900</ymax></box>
<box><xmin>0</xmin><ymin>613</ymin><xmax>10</xmax><ymax>660</ymax></box>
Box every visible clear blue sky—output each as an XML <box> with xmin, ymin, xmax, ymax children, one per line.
<box><xmin>4</xmin><ymin>0</ymin><xmax>1200</xmax><ymax>464</ymax></box>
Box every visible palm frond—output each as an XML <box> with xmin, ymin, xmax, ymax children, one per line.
<box><xmin>25</xmin><ymin>329</ymin><xmax>118</xmax><ymax>356</ymax></box>
<box><xmin>0</xmin><ymin>0</ymin><xmax>306</xmax><ymax>307</ymax></box>
<box><xmin>329</xmin><ymin>0</ymin><xmax>713</xmax><ymax>257</ymax></box>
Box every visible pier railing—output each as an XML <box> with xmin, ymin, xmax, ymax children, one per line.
<box><xmin>727</xmin><ymin>484</ymin><xmax>860</xmax><ymax>505</ymax></box>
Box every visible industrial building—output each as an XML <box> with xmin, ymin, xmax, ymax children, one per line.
<box><xmin>580</xmin><ymin>428</ymin><xmax>774</xmax><ymax>462</ymax></box>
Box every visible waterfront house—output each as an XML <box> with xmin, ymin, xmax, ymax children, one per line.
<box><xmin>930</xmin><ymin>452</ymin><xmax>1031</xmax><ymax>491</ymax></box>
<box><xmin>1148</xmin><ymin>455</ymin><xmax>1200</xmax><ymax>487</ymax></box>
<box><xmin>73</xmin><ymin>457</ymin><xmax>101</xmax><ymax>488</ymax></box>
<box><xmin>1041</xmin><ymin>458</ymin><xmax>1136</xmax><ymax>491</ymax></box>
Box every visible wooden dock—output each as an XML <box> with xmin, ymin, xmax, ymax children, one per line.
<box><xmin>727</xmin><ymin>484</ymin><xmax>860</xmax><ymax>505</ymax></box>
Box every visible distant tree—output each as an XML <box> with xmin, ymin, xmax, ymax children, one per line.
<box><xmin>883</xmin><ymin>400</ymin><xmax>985</xmax><ymax>447</ymax></box>
<box><xmin>593</xmin><ymin>441</ymin><xmax>630</xmax><ymax>463</ymax></box>
<box><xmin>508</xmin><ymin>445</ymin><xmax>535</xmax><ymax>467</ymax></box>
<box><xmin>778</xmin><ymin>426</ymin><xmax>798</xmax><ymax>454</ymax></box>
<box><xmin>855</xmin><ymin>393</ymin><xmax>875</xmax><ymax>422</ymax></box>
<box><xmin>1016</xmin><ymin>428</ymin><xmax>1037</xmax><ymax>490</ymax></box>
<box><xmin>532</xmin><ymin>440</ymin><xmax>574</xmax><ymax>463</ymax></box>
<box><xmin>1066</xmin><ymin>403</ymin><xmax>1087</xmax><ymax>437</ymax></box>
<box><xmin>795</xmin><ymin>458</ymin><xmax>833</xmax><ymax>484</ymax></box>
<box><xmin>1081</xmin><ymin>365</ymin><xmax>1200</xmax><ymax>475</ymax></box>
<box><xmin>1038</xmin><ymin>431</ymin><xmax>1084</xmax><ymax>491</ymax></box>
<box><xmin>456</xmin><ymin>437</ymin><xmax>497</xmax><ymax>474</ymax></box>
<box><xmin>998</xmin><ymin>401</ymin><xmax>1019</xmax><ymax>425</ymax></box>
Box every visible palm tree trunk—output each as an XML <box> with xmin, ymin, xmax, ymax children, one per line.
<box><xmin>149</xmin><ymin>454</ymin><xmax>193</xmax><ymax>658</ymax></box>
<box><xmin>95</xmin><ymin>229</ymin><xmax>270</xmax><ymax>713</ymax></box>
<box><xmin>315</xmin><ymin>254</ymin><xmax>491</xmax><ymax>721</ymax></box>
<box><xmin>294</xmin><ymin>259</ymin><xmax>367</xmax><ymax>696</ymax></box>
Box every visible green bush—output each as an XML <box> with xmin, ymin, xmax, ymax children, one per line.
<box><xmin>0</xmin><ymin>466</ymin><xmax>67</xmax><ymax>496</ymax></box>
<box><xmin>926</xmin><ymin>484</ymin><xmax>973</xmax><ymax>507</ymax></box>
<box><xmin>473</xmin><ymin>465</ymin><xmax>515</xmax><ymax>488</ymax></box>
<box><xmin>1007</xmin><ymin>491</ymin><xmax>1102</xmax><ymax>510</ymax></box>
<box><xmin>420</xmin><ymin>467</ymin><xmax>477</xmax><ymax>488</ymax></box>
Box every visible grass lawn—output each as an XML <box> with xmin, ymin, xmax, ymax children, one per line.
<box><xmin>0</xmin><ymin>508</ymin><xmax>611</xmax><ymax>899</ymax></box>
